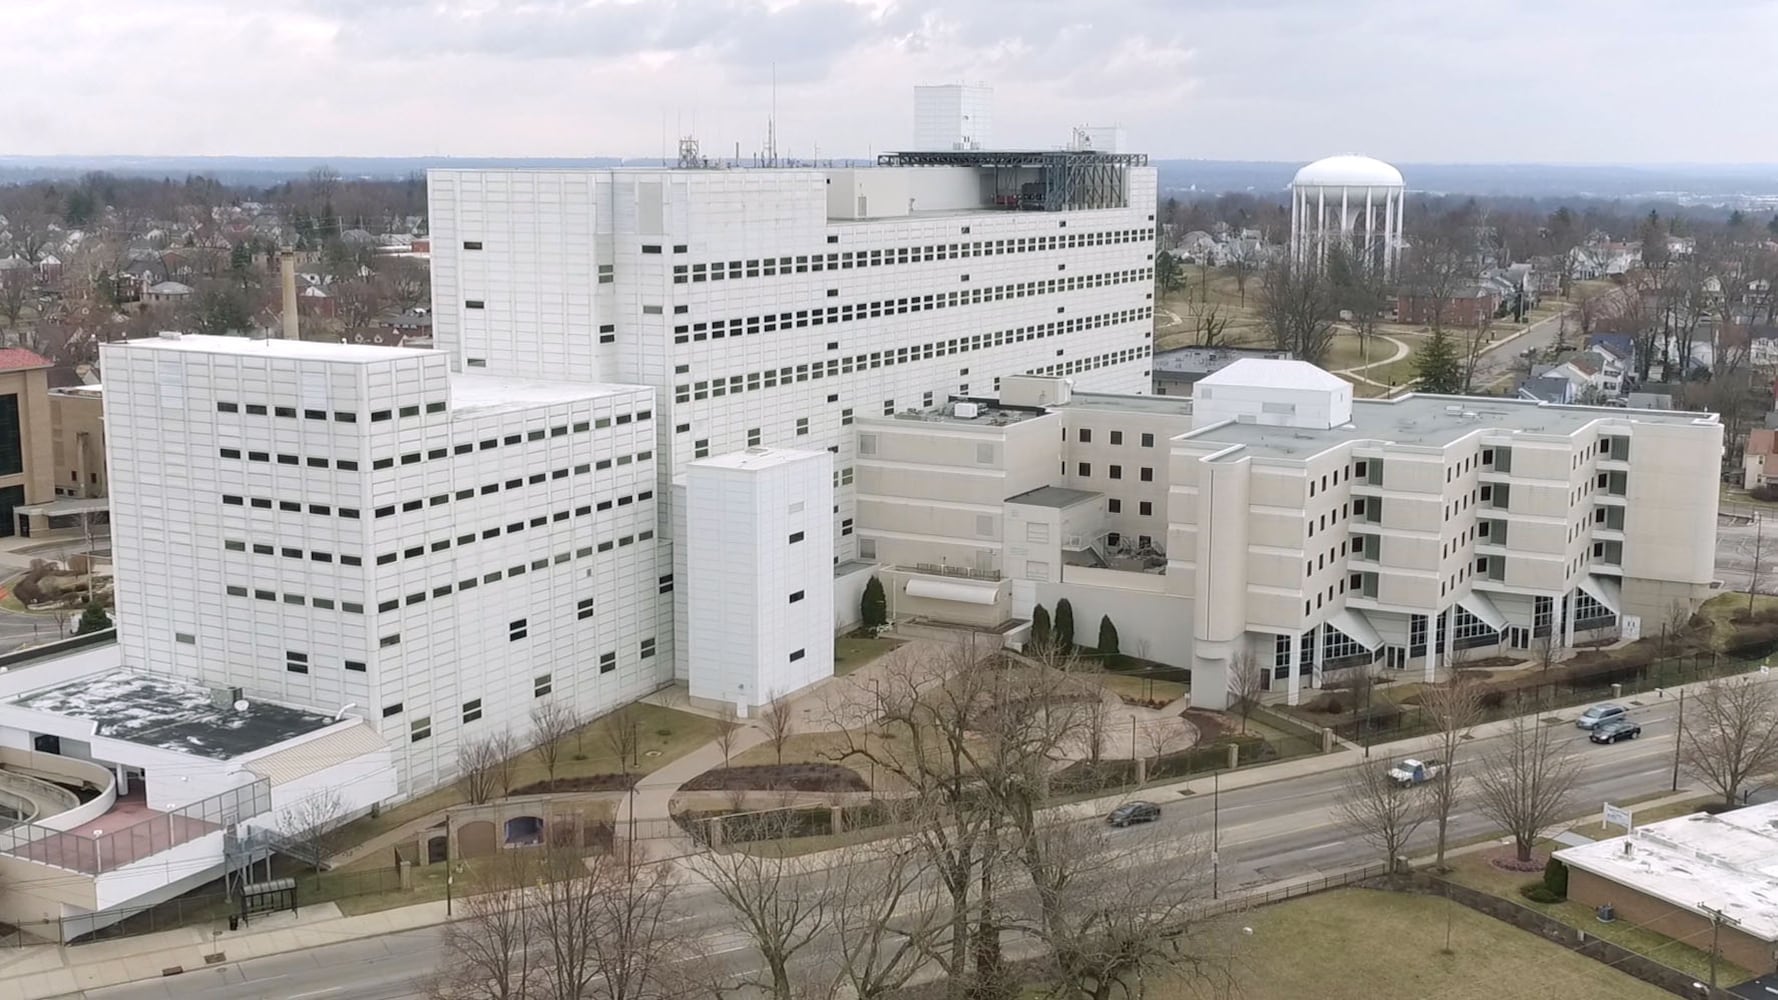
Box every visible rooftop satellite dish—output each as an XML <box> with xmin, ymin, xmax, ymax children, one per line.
<box><xmin>233</xmin><ymin>699</ymin><xmax>250</xmax><ymax>712</ymax></box>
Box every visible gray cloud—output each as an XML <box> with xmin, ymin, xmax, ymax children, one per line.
<box><xmin>2</xmin><ymin>0</ymin><xmax>1775</xmax><ymax>162</ymax></box>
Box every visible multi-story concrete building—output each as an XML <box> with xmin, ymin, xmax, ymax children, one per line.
<box><xmin>853</xmin><ymin>361</ymin><xmax>1723</xmax><ymax>709</ymax></box>
<box><xmin>49</xmin><ymin>384</ymin><xmax>106</xmax><ymax>500</ymax></box>
<box><xmin>682</xmin><ymin>447</ymin><xmax>836</xmax><ymax>710</ymax></box>
<box><xmin>102</xmin><ymin>334</ymin><xmax>662</xmax><ymax>791</ymax></box>
<box><xmin>426</xmin><ymin>149</ymin><xmax>1158</xmax><ymax>681</ymax></box>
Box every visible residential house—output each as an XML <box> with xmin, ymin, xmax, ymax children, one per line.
<box><xmin>1748</xmin><ymin>326</ymin><xmax>1778</xmax><ymax>367</ymax></box>
<box><xmin>1528</xmin><ymin>255</ymin><xmax>1565</xmax><ymax>295</ymax></box>
<box><xmin>1744</xmin><ymin>429</ymin><xmax>1778</xmax><ymax>489</ymax></box>
<box><xmin>140</xmin><ymin>280</ymin><xmax>192</xmax><ymax>308</ymax></box>
<box><xmin>1586</xmin><ymin>333</ymin><xmax>1636</xmax><ymax>376</ymax></box>
<box><xmin>1535</xmin><ymin>351</ymin><xmax>1621</xmax><ymax>401</ymax></box>
<box><xmin>1517</xmin><ymin>374</ymin><xmax>1577</xmax><ymax>404</ymax></box>
<box><xmin>1396</xmin><ymin>282</ymin><xmax>1501</xmax><ymax>328</ymax></box>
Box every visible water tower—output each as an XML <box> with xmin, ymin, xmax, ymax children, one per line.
<box><xmin>1289</xmin><ymin>154</ymin><xmax>1405</xmax><ymax>277</ymax></box>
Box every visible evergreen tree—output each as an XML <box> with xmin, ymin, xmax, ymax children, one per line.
<box><xmin>1097</xmin><ymin>615</ymin><xmax>1120</xmax><ymax>658</ymax></box>
<box><xmin>1414</xmin><ymin>329</ymin><xmax>1463</xmax><ymax>394</ymax></box>
<box><xmin>860</xmin><ymin>576</ymin><xmax>888</xmax><ymax>630</ymax></box>
<box><xmin>75</xmin><ymin>601</ymin><xmax>110</xmax><ymax>635</ymax></box>
<box><xmin>1055</xmin><ymin>598</ymin><xmax>1075</xmax><ymax>652</ymax></box>
<box><xmin>1031</xmin><ymin>605</ymin><xmax>1052</xmax><ymax>651</ymax></box>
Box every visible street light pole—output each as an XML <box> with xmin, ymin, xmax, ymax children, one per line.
<box><xmin>1212</xmin><ymin>769</ymin><xmax>1221</xmax><ymax>900</ymax></box>
<box><xmin>1700</xmin><ymin>904</ymin><xmax>1741</xmax><ymax>989</ymax></box>
<box><xmin>1672</xmin><ymin>687</ymin><xmax>1685</xmax><ymax>793</ymax></box>
<box><xmin>444</xmin><ymin>811</ymin><xmax>453</xmax><ymax>917</ymax></box>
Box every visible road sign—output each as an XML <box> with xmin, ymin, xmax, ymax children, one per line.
<box><xmin>1603</xmin><ymin>802</ymin><xmax>1633</xmax><ymax>832</ymax></box>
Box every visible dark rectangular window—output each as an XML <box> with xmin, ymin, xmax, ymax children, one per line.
<box><xmin>788</xmin><ymin>531</ymin><xmax>804</xmax><ymax>544</ymax></box>
<box><xmin>463</xmin><ymin>240</ymin><xmax>482</xmax><ymax>250</ymax></box>
<box><xmin>345</xmin><ymin>660</ymin><xmax>366</xmax><ymax>672</ymax></box>
<box><xmin>509</xmin><ymin>618</ymin><xmax>528</xmax><ymax>641</ymax></box>
<box><xmin>600</xmin><ymin>651</ymin><xmax>617</xmax><ymax>673</ymax></box>
<box><xmin>534</xmin><ymin>674</ymin><xmax>552</xmax><ymax>697</ymax></box>
<box><xmin>789</xmin><ymin>648</ymin><xmax>806</xmax><ymax>662</ymax></box>
<box><xmin>382</xmin><ymin>702</ymin><xmax>403</xmax><ymax>717</ymax></box>
<box><xmin>789</xmin><ymin>590</ymin><xmax>805</xmax><ymax>603</ymax></box>
<box><xmin>462</xmin><ymin>699</ymin><xmax>483</xmax><ymax>724</ymax></box>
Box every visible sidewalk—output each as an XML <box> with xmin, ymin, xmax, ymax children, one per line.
<box><xmin>11</xmin><ymin>671</ymin><xmax>1739</xmax><ymax>999</ymax></box>
<box><xmin>8</xmin><ymin>899</ymin><xmax>448</xmax><ymax>1000</ymax></box>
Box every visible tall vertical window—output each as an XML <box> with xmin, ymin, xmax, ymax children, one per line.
<box><xmin>0</xmin><ymin>394</ymin><xmax>21</xmax><ymax>476</ymax></box>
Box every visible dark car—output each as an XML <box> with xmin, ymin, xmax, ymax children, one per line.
<box><xmin>1590</xmin><ymin>718</ymin><xmax>1642</xmax><ymax>744</ymax></box>
<box><xmin>1108</xmin><ymin>801</ymin><xmax>1161</xmax><ymax>827</ymax></box>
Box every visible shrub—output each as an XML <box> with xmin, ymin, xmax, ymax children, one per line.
<box><xmin>75</xmin><ymin>601</ymin><xmax>111</xmax><ymax>636</ymax></box>
<box><xmin>1055</xmin><ymin>599</ymin><xmax>1075</xmax><ymax>651</ymax></box>
<box><xmin>1519</xmin><ymin>883</ymin><xmax>1562</xmax><ymax>905</ymax></box>
<box><xmin>1097</xmin><ymin>615</ymin><xmax>1120</xmax><ymax>657</ymax></box>
<box><xmin>1031</xmin><ymin>605</ymin><xmax>1052</xmax><ymax>651</ymax></box>
<box><xmin>860</xmin><ymin>576</ymin><xmax>888</xmax><ymax>629</ymax></box>
<box><xmin>1753</xmin><ymin>484</ymin><xmax>1778</xmax><ymax>503</ymax></box>
<box><xmin>1478</xmin><ymin>687</ymin><xmax>1507</xmax><ymax>710</ymax></box>
<box><xmin>1542</xmin><ymin>856</ymin><xmax>1569</xmax><ymax>899</ymax></box>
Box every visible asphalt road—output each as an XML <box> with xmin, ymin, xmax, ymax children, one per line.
<box><xmin>79</xmin><ymin>692</ymin><xmax>1695</xmax><ymax>1000</ymax></box>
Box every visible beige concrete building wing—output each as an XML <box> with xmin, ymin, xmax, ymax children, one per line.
<box><xmin>851</xmin><ymin>362</ymin><xmax>1722</xmax><ymax>713</ymax></box>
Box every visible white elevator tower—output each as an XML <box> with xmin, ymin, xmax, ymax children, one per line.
<box><xmin>1288</xmin><ymin>154</ymin><xmax>1406</xmax><ymax>278</ymax></box>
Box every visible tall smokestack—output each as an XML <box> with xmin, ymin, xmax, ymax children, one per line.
<box><xmin>279</xmin><ymin>250</ymin><xmax>299</xmax><ymax>340</ymax></box>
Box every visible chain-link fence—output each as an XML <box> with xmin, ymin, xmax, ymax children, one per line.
<box><xmin>1319</xmin><ymin>642</ymin><xmax>1778</xmax><ymax>745</ymax></box>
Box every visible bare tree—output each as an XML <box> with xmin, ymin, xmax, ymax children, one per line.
<box><xmin>530</xmin><ymin>701</ymin><xmax>582</xmax><ymax>786</ymax></box>
<box><xmin>1422</xmin><ymin>677</ymin><xmax>1484</xmax><ymax>869</ymax></box>
<box><xmin>278</xmin><ymin>787</ymin><xmax>347</xmax><ymax>882</ymax></box>
<box><xmin>425</xmin><ymin>851</ymin><xmax>538</xmax><ymax>1000</ymax></box>
<box><xmin>582</xmin><ymin>843</ymin><xmax>695</xmax><ymax>1000</ymax></box>
<box><xmin>694</xmin><ymin>812</ymin><xmax>836</xmax><ymax>1000</ymax></box>
<box><xmin>1471</xmin><ymin>712</ymin><xmax>1584</xmax><ymax>863</ymax></box>
<box><xmin>1336</xmin><ymin>759</ymin><xmax>1434</xmax><ymax>875</ymax></box>
<box><xmin>1399</xmin><ymin>227</ymin><xmax>1470</xmax><ymax>335</ymax></box>
<box><xmin>458</xmin><ymin>733</ymin><xmax>509</xmax><ymax>805</ymax></box>
<box><xmin>1196</xmin><ymin>302</ymin><xmax>1231</xmax><ymax>349</ymax></box>
<box><xmin>1258</xmin><ymin>257</ymin><xmax>1338</xmax><ymax>364</ymax></box>
<box><xmin>1680</xmin><ymin>677</ymin><xmax>1778</xmax><ymax>807</ymax></box>
<box><xmin>1225</xmin><ymin>243</ymin><xmax>1257</xmax><ymax>307</ymax></box>
<box><xmin>1533</xmin><ymin>633</ymin><xmax>1561</xmax><ymax>674</ymax></box>
<box><xmin>758</xmin><ymin>694</ymin><xmax>796</xmax><ymax>767</ymax></box>
<box><xmin>0</xmin><ymin>270</ymin><xmax>30</xmax><ymax>332</ymax></box>
<box><xmin>530</xmin><ymin>846</ymin><xmax>606</xmax><ymax>1000</ymax></box>
<box><xmin>812</xmin><ymin>839</ymin><xmax>945</xmax><ymax>1000</ymax></box>
<box><xmin>487</xmin><ymin>729</ymin><xmax>520</xmax><ymax>798</ymax></box>
<box><xmin>1014</xmin><ymin>820</ymin><xmax>1225</xmax><ymax>1000</ymax></box>
<box><xmin>712</xmin><ymin>708</ymin><xmax>744</xmax><ymax>768</ymax></box>
<box><xmin>602</xmin><ymin>704</ymin><xmax>643</xmax><ymax>776</ymax></box>
<box><xmin>1227</xmin><ymin>652</ymin><xmax>1266</xmax><ymax>734</ymax></box>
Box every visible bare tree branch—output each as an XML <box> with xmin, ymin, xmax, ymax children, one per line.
<box><xmin>1680</xmin><ymin>677</ymin><xmax>1778</xmax><ymax>806</ymax></box>
<box><xmin>1471</xmin><ymin>712</ymin><xmax>1584</xmax><ymax>863</ymax></box>
<box><xmin>1336</xmin><ymin>760</ymin><xmax>1434</xmax><ymax>874</ymax></box>
<box><xmin>530</xmin><ymin>701</ymin><xmax>582</xmax><ymax>786</ymax></box>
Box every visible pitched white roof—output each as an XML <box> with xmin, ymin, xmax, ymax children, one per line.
<box><xmin>1196</xmin><ymin>358</ymin><xmax>1349</xmax><ymax>392</ymax></box>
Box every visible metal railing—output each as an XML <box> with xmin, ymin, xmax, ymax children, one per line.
<box><xmin>909</xmin><ymin>563</ymin><xmax>1002</xmax><ymax>582</ymax></box>
<box><xmin>0</xmin><ymin>779</ymin><xmax>271</xmax><ymax>875</ymax></box>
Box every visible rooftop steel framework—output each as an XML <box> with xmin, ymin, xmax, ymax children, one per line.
<box><xmin>876</xmin><ymin>149</ymin><xmax>1147</xmax><ymax>212</ymax></box>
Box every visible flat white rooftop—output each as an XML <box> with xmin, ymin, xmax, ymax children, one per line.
<box><xmin>115</xmin><ymin>333</ymin><xmax>425</xmax><ymax>363</ymax></box>
<box><xmin>691</xmin><ymin>446</ymin><xmax>825</xmax><ymax>472</ymax></box>
<box><xmin>1199</xmin><ymin>358</ymin><xmax>1348</xmax><ymax>392</ymax></box>
<box><xmin>1554</xmin><ymin>801</ymin><xmax>1778</xmax><ymax>941</ymax></box>
<box><xmin>1190</xmin><ymin>393</ymin><xmax>1717</xmax><ymax>461</ymax></box>
<box><xmin>449</xmin><ymin>373</ymin><xmax>647</xmax><ymax>414</ymax></box>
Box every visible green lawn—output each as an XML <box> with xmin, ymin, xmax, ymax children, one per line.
<box><xmin>1175</xmin><ymin>888</ymin><xmax>1674</xmax><ymax>1000</ymax></box>
<box><xmin>835</xmin><ymin>635</ymin><xmax>904</xmax><ymax>676</ymax></box>
<box><xmin>1442</xmin><ymin>830</ymin><xmax>1750</xmax><ymax>984</ymax></box>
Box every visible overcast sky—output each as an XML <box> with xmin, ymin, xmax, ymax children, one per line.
<box><xmin>9</xmin><ymin>0</ymin><xmax>1778</xmax><ymax>163</ymax></box>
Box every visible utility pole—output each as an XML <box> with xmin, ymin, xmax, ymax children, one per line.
<box><xmin>1672</xmin><ymin>686</ymin><xmax>1686</xmax><ymax>792</ymax></box>
<box><xmin>1699</xmin><ymin>904</ymin><xmax>1741</xmax><ymax>989</ymax></box>
<box><xmin>1750</xmin><ymin>515</ymin><xmax>1764</xmax><ymax>617</ymax></box>
<box><xmin>1212</xmin><ymin>769</ymin><xmax>1221</xmax><ymax>900</ymax></box>
<box><xmin>444</xmin><ymin>811</ymin><xmax>453</xmax><ymax>917</ymax></box>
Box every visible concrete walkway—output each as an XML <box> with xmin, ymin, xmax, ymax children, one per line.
<box><xmin>9</xmin><ymin>666</ymin><xmax>1742</xmax><ymax>1000</ymax></box>
<box><xmin>613</xmin><ymin>634</ymin><xmax>964</xmax><ymax>850</ymax></box>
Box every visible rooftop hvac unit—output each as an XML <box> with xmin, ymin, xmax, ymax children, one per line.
<box><xmin>954</xmin><ymin>402</ymin><xmax>981</xmax><ymax>419</ymax></box>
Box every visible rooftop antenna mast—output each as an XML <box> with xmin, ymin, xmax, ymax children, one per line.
<box><xmin>766</xmin><ymin>62</ymin><xmax>778</xmax><ymax>167</ymax></box>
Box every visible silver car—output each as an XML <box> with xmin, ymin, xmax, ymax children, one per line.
<box><xmin>1576</xmin><ymin>703</ymin><xmax>1628</xmax><ymax>730</ymax></box>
